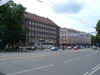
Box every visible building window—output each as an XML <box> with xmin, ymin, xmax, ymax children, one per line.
<box><xmin>43</xmin><ymin>24</ymin><xmax>44</xmax><ymax>27</ymax></box>
<box><xmin>29</xmin><ymin>21</ymin><xmax>31</xmax><ymax>25</ymax></box>
<box><xmin>62</xmin><ymin>40</ymin><xmax>63</xmax><ymax>42</ymax></box>
<box><xmin>35</xmin><ymin>22</ymin><xmax>37</xmax><ymax>26</ymax></box>
<box><xmin>29</xmin><ymin>38</ymin><xmax>31</xmax><ymax>42</ymax></box>
<box><xmin>29</xmin><ymin>32</ymin><xmax>31</xmax><ymax>36</ymax></box>
<box><xmin>35</xmin><ymin>28</ymin><xmax>38</xmax><ymax>31</ymax></box>
<box><xmin>32</xmin><ymin>33</ymin><xmax>33</xmax><ymax>36</ymax></box>
<box><xmin>37</xmin><ymin>23</ymin><xmax>40</xmax><ymax>26</ymax></box>
<box><xmin>40</xmin><ymin>24</ymin><xmax>42</xmax><ymax>27</ymax></box>
<box><xmin>32</xmin><ymin>22</ymin><xmax>34</xmax><ymax>25</ymax></box>
<box><xmin>35</xmin><ymin>34</ymin><xmax>37</xmax><ymax>37</ymax></box>
<box><xmin>32</xmin><ymin>28</ymin><xmax>34</xmax><ymax>31</ymax></box>
<box><xmin>29</xmin><ymin>27</ymin><xmax>32</xmax><ymax>30</ymax></box>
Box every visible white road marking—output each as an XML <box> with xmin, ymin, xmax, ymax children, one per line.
<box><xmin>88</xmin><ymin>66</ymin><xmax>100</xmax><ymax>75</ymax></box>
<box><xmin>84</xmin><ymin>52</ymin><xmax>98</xmax><ymax>58</ymax></box>
<box><xmin>92</xmin><ymin>64</ymin><xmax>100</xmax><ymax>70</ymax></box>
<box><xmin>83</xmin><ymin>72</ymin><xmax>89</xmax><ymax>75</ymax></box>
<box><xmin>83</xmin><ymin>64</ymin><xmax>100</xmax><ymax>75</ymax></box>
<box><xmin>7</xmin><ymin>64</ymin><xmax>54</xmax><ymax>75</ymax></box>
<box><xmin>64</xmin><ymin>51</ymin><xmax>98</xmax><ymax>64</ymax></box>
<box><xmin>64</xmin><ymin>57</ymin><xmax>82</xmax><ymax>63</ymax></box>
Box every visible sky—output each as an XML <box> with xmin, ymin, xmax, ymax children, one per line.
<box><xmin>13</xmin><ymin>0</ymin><xmax>100</xmax><ymax>33</ymax></box>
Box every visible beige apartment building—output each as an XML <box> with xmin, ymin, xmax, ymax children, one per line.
<box><xmin>60</xmin><ymin>28</ymin><xmax>91</xmax><ymax>47</ymax></box>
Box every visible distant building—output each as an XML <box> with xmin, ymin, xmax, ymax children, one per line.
<box><xmin>23</xmin><ymin>12</ymin><xmax>59</xmax><ymax>48</ymax></box>
<box><xmin>59</xmin><ymin>28</ymin><xmax>91</xmax><ymax>47</ymax></box>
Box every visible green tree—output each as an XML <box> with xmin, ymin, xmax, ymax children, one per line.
<box><xmin>96</xmin><ymin>20</ymin><xmax>100</xmax><ymax>34</ymax></box>
<box><xmin>96</xmin><ymin>20</ymin><xmax>100</xmax><ymax>45</ymax></box>
<box><xmin>91</xmin><ymin>35</ymin><xmax>96</xmax><ymax>45</ymax></box>
<box><xmin>0</xmin><ymin>0</ymin><xmax>26</xmax><ymax>47</ymax></box>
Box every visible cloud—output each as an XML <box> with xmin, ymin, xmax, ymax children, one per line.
<box><xmin>13</xmin><ymin>0</ymin><xmax>100</xmax><ymax>33</ymax></box>
<box><xmin>52</xmin><ymin>0</ymin><xmax>85</xmax><ymax>14</ymax></box>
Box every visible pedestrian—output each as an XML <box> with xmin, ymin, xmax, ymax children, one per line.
<box><xmin>5</xmin><ymin>44</ymin><xmax>9</xmax><ymax>51</ymax></box>
<box><xmin>62</xmin><ymin>46</ymin><xmax>64</xmax><ymax>50</ymax></box>
<box><xmin>9</xmin><ymin>45</ymin><xmax>12</xmax><ymax>50</ymax></box>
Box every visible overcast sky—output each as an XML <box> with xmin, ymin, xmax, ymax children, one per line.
<box><xmin>13</xmin><ymin>0</ymin><xmax>100</xmax><ymax>33</ymax></box>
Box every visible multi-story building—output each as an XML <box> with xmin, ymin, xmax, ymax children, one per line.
<box><xmin>60</xmin><ymin>28</ymin><xmax>91</xmax><ymax>47</ymax></box>
<box><xmin>23</xmin><ymin>12</ymin><xmax>59</xmax><ymax>48</ymax></box>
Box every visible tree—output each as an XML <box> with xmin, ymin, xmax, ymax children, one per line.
<box><xmin>0</xmin><ymin>0</ymin><xmax>26</xmax><ymax>47</ymax></box>
<box><xmin>91</xmin><ymin>35</ymin><xmax>96</xmax><ymax>45</ymax></box>
<box><xmin>96</xmin><ymin>20</ymin><xmax>100</xmax><ymax>34</ymax></box>
<box><xmin>96</xmin><ymin>20</ymin><xmax>100</xmax><ymax>45</ymax></box>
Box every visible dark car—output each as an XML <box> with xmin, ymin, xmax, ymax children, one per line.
<box><xmin>50</xmin><ymin>47</ymin><xmax>58</xmax><ymax>51</ymax></box>
<box><xmin>31</xmin><ymin>46</ymin><xmax>37</xmax><ymax>50</ymax></box>
<box><xmin>28</xmin><ymin>46</ymin><xmax>37</xmax><ymax>50</ymax></box>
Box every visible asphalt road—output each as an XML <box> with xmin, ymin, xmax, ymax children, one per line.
<box><xmin>0</xmin><ymin>48</ymin><xmax>100</xmax><ymax>75</ymax></box>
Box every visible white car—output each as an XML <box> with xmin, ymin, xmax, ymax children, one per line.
<box><xmin>67</xmin><ymin>46</ymin><xmax>72</xmax><ymax>50</ymax></box>
<box><xmin>92</xmin><ymin>46</ymin><xmax>97</xmax><ymax>50</ymax></box>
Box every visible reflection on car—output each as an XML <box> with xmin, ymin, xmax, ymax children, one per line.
<box><xmin>50</xmin><ymin>47</ymin><xmax>58</xmax><ymax>51</ymax></box>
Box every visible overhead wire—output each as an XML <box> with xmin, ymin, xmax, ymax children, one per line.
<box><xmin>36</xmin><ymin>0</ymin><xmax>95</xmax><ymax>33</ymax></box>
<box><xmin>37</xmin><ymin>0</ymin><xmax>91</xmax><ymax>25</ymax></box>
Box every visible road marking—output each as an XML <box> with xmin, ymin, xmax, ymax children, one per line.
<box><xmin>64</xmin><ymin>57</ymin><xmax>82</xmax><ymax>63</ymax></box>
<box><xmin>7</xmin><ymin>64</ymin><xmax>54</xmax><ymax>75</ymax></box>
<box><xmin>88</xmin><ymin>66</ymin><xmax>100</xmax><ymax>75</ymax></box>
<box><xmin>92</xmin><ymin>64</ymin><xmax>100</xmax><ymax>70</ymax></box>
<box><xmin>84</xmin><ymin>52</ymin><xmax>98</xmax><ymax>58</ymax></box>
<box><xmin>83</xmin><ymin>72</ymin><xmax>89</xmax><ymax>75</ymax></box>
<box><xmin>83</xmin><ymin>64</ymin><xmax>100</xmax><ymax>75</ymax></box>
<box><xmin>64</xmin><ymin>51</ymin><xmax>98</xmax><ymax>64</ymax></box>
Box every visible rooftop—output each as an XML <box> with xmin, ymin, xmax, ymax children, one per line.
<box><xmin>24</xmin><ymin>12</ymin><xmax>57</xmax><ymax>26</ymax></box>
<box><xmin>60</xmin><ymin>28</ymin><xmax>86</xmax><ymax>33</ymax></box>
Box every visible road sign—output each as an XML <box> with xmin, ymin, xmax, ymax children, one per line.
<box><xmin>0</xmin><ymin>0</ymin><xmax>10</xmax><ymax>6</ymax></box>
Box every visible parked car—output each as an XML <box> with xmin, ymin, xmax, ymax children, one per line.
<box><xmin>50</xmin><ymin>47</ymin><xmax>58</xmax><ymax>51</ymax></box>
<box><xmin>28</xmin><ymin>46</ymin><xmax>37</xmax><ymax>50</ymax></box>
<box><xmin>92</xmin><ymin>46</ymin><xmax>97</xmax><ymax>50</ymax></box>
<box><xmin>67</xmin><ymin>46</ymin><xmax>73</xmax><ymax>50</ymax></box>
<box><xmin>31</xmin><ymin>46</ymin><xmax>37</xmax><ymax>50</ymax></box>
<box><xmin>73</xmin><ymin>46</ymin><xmax>78</xmax><ymax>50</ymax></box>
